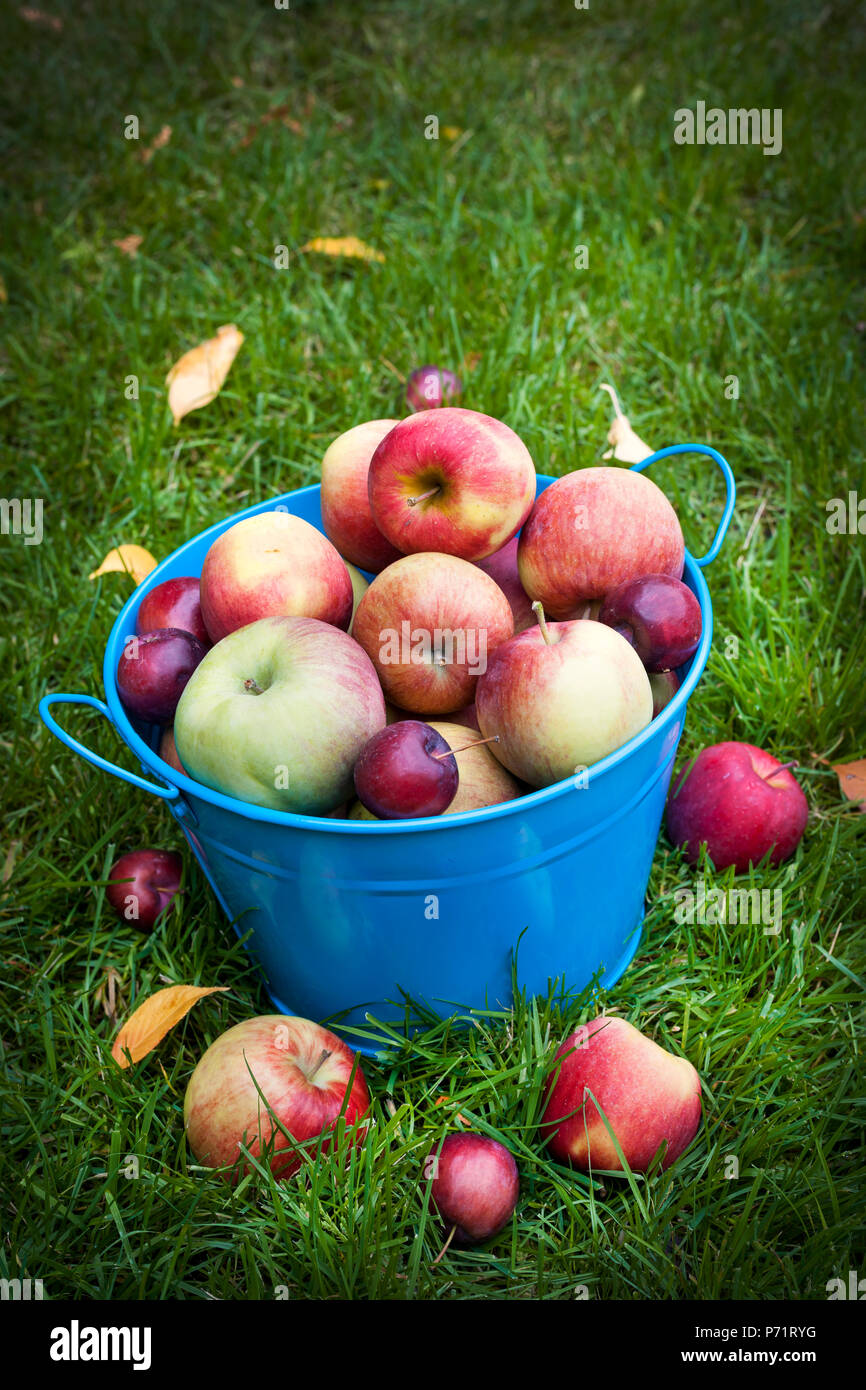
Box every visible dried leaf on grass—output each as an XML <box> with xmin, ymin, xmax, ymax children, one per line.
<box><xmin>165</xmin><ymin>323</ymin><xmax>245</xmax><ymax>425</ymax></box>
<box><xmin>831</xmin><ymin>759</ymin><xmax>866</xmax><ymax>812</ymax></box>
<box><xmin>237</xmin><ymin>103</ymin><xmax>304</xmax><ymax>149</ymax></box>
<box><xmin>88</xmin><ymin>544</ymin><xmax>158</xmax><ymax>584</ymax></box>
<box><xmin>600</xmin><ymin>383</ymin><xmax>655</xmax><ymax>463</ymax></box>
<box><xmin>113</xmin><ymin>234</ymin><xmax>143</xmax><ymax>258</ymax></box>
<box><xmin>20</xmin><ymin>7</ymin><xmax>62</xmax><ymax>30</ymax></box>
<box><xmin>139</xmin><ymin>124</ymin><xmax>172</xmax><ymax>164</ymax></box>
<box><xmin>112</xmin><ymin>984</ymin><xmax>228</xmax><ymax>1068</ymax></box>
<box><xmin>299</xmin><ymin>236</ymin><xmax>385</xmax><ymax>263</ymax></box>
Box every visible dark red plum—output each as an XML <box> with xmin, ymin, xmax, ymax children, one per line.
<box><xmin>117</xmin><ymin>628</ymin><xmax>207</xmax><ymax>725</ymax></box>
<box><xmin>354</xmin><ymin>720</ymin><xmax>458</xmax><ymax>819</ymax></box>
<box><xmin>136</xmin><ymin>577</ymin><xmax>210</xmax><ymax>646</ymax></box>
<box><xmin>427</xmin><ymin>1132</ymin><xmax>519</xmax><ymax>1246</ymax></box>
<box><xmin>599</xmin><ymin>574</ymin><xmax>702</xmax><ymax>672</ymax></box>
<box><xmin>406</xmin><ymin>364</ymin><xmax>463</xmax><ymax>412</ymax></box>
<box><xmin>106</xmin><ymin>849</ymin><xmax>183</xmax><ymax>931</ymax></box>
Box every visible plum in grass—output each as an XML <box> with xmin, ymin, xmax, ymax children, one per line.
<box><xmin>184</xmin><ymin>1016</ymin><xmax>370</xmax><ymax>1182</ymax></box>
<box><xmin>106</xmin><ymin>849</ymin><xmax>183</xmax><ymax>931</ymax></box>
<box><xmin>542</xmin><ymin>1016</ymin><xmax>702</xmax><ymax>1173</ymax></box>
<box><xmin>174</xmin><ymin>616</ymin><xmax>386</xmax><ymax>815</ymax></box>
<box><xmin>367</xmin><ymin>407</ymin><xmax>536</xmax><ymax>562</ymax></box>
<box><xmin>517</xmin><ymin>467</ymin><xmax>684</xmax><ymax>619</ymax></box>
<box><xmin>426</xmin><ymin>1133</ymin><xmax>520</xmax><ymax>1247</ymax></box>
<box><xmin>599</xmin><ymin>574</ymin><xmax>702</xmax><ymax>672</ymax></box>
<box><xmin>136</xmin><ymin>576</ymin><xmax>210</xmax><ymax>646</ymax></box>
<box><xmin>117</xmin><ymin>628</ymin><xmax>207</xmax><ymax>726</ymax></box>
<box><xmin>354</xmin><ymin>721</ymin><xmax>458</xmax><ymax>819</ymax></box>
<box><xmin>666</xmin><ymin>741</ymin><xmax>808</xmax><ymax>873</ymax></box>
<box><xmin>406</xmin><ymin>364</ymin><xmax>462</xmax><ymax>412</ymax></box>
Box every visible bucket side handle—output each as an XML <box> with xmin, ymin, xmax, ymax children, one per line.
<box><xmin>38</xmin><ymin>693</ymin><xmax>181</xmax><ymax>801</ymax></box>
<box><xmin>632</xmin><ymin>444</ymin><xmax>736</xmax><ymax>567</ymax></box>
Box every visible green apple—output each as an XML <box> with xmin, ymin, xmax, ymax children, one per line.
<box><xmin>174</xmin><ymin>616</ymin><xmax>386</xmax><ymax>814</ymax></box>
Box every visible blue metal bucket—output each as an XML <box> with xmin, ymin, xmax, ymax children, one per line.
<box><xmin>39</xmin><ymin>446</ymin><xmax>734</xmax><ymax>1050</ymax></box>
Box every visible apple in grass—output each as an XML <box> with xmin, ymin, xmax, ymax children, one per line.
<box><xmin>184</xmin><ymin>1015</ymin><xmax>370</xmax><ymax>1182</ymax></box>
<box><xmin>136</xmin><ymin>576</ymin><xmax>210</xmax><ymax>647</ymax></box>
<box><xmin>518</xmin><ymin>467</ymin><xmax>685</xmax><ymax>619</ymax></box>
<box><xmin>106</xmin><ymin>849</ymin><xmax>183</xmax><ymax>931</ymax></box>
<box><xmin>475</xmin><ymin>604</ymin><xmax>653</xmax><ymax>787</ymax></box>
<box><xmin>474</xmin><ymin>535</ymin><xmax>535</xmax><ymax>634</ymax></box>
<box><xmin>174</xmin><ymin>616</ymin><xmax>386</xmax><ymax>815</ymax></box>
<box><xmin>320</xmin><ymin>419</ymin><xmax>402</xmax><ymax>572</ymax></box>
<box><xmin>666</xmin><ymin>742</ymin><xmax>808</xmax><ymax>873</ymax></box>
<box><xmin>542</xmin><ymin>1016</ymin><xmax>702</xmax><ymax>1173</ymax></box>
<box><xmin>367</xmin><ymin>407</ymin><xmax>536</xmax><ymax>562</ymax></box>
<box><xmin>117</xmin><ymin>628</ymin><xmax>207</xmax><ymax>726</ymax></box>
<box><xmin>200</xmin><ymin>511</ymin><xmax>354</xmax><ymax>644</ymax></box>
<box><xmin>426</xmin><ymin>1133</ymin><xmax>520</xmax><ymax>1246</ymax></box>
<box><xmin>352</xmin><ymin>552</ymin><xmax>514</xmax><ymax>716</ymax></box>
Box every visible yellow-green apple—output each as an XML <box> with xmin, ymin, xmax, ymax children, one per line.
<box><xmin>320</xmin><ymin>419</ymin><xmax>402</xmax><ymax>572</ymax></box>
<box><xmin>352</xmin><ymin>552</ymin><xmax>514</xmax><ymax>715</ymax></box>
<box><xmin>666</xmin><ymin>741</ymin><xmax>808</xmax><ymax>872</ymax></box>
<box><xmin>474</xmin><ymin>535</ymin><xmax>535</xmax><ymax>633</ymax></box>
<box><xmin>475</xmin><ymin>607</ymin><xmax>652</xmax><ymax>786</ymax></box>
<box><xmin>426</xmin><ymin>1132</ymin><xmax>519</xmax><ymax>1246</ymax></box>
<box><xmin>174</xmin><ymin>616</ymin><xmax>386</xmax><ymax>814</ymax></box>
<box><xmin>542</xmin><ymin>1015</ymin><xmax>701</xmax><ymax>1172</ymax></box>
<box><xmin>367</xmin><ymin>408</ymin><xmax>536</xmax><ymax>561</ymax></box>
<box><xmin>200</xmin><ymin>511</ymin><xmax>353</xmax><ymax>643</ymax></box>
<box><xmin>344</xmin><ymin>560</ymin><xmax>368</xmax><ymax>631</ymax></box>
<box><xmin>184</xmin><ymin>1015</ymin><xmax>369</xmax><ymax>1181</ymax></box>
<box><xmin>349</xmin><ymin>718</ymin><xmax>521</xmax><ymax>818</ymax></box>
<box><xmin>518</xmin><ymin>467</ymin><xmax>684</xmax><ymax>619</ymax></box>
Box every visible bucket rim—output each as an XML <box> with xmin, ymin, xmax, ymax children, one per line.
<box><xmin>102</xmin><ymin>478</ymin><xmax>714</xmax><ymax>834</ymax></box>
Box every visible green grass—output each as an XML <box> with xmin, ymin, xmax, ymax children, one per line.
<box><xmin>1</xmin><ymin>0</ymin><xmax>865</xmax><ymax>1300</ymax></box>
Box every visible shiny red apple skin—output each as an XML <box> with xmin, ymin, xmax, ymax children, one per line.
<box><xmin>354</xmin><ymin>721</ymin><xmax>458</xmax><ymax>819</ymax></box>
<box><xmin>352</xmin><ymin>552</ymin><xmax>514</xmax><ymax>715</ymax></box>
<box><xmin>136</xmin><ymin>577</ymin><xmax>210</xmax><ymax>646</ymax></box>
<box><xmin>117</xmin><ymin>628</ymin><xmax>207</xmax><ymax>725</ymax></box>
<box><xmin>599</xmin><ymin>574</ymin><xmax>702</xmax><ymax>672</ymax></box>
<box><xmin>368</xmin><ymin>407</ymin><xmax>536</xmax><ymax>561</ymax></box>
<box><xmin>518</xmin><ymin>467</ymin><xmax>685</xmax><ymax>618</ymax></box>
<box><xmin>320</xmin><ymin>419</ymin><xmax>403</xmax><ymax>573</ymax></box>
<box><xmin>542</xmin><ymin>1016</ymin><xmax>702</xmax><ymax>1173</ymax></box>
<box><xmin>406</xmin><ymin>364</ymin><xmax>462</xmax><ymax>412</ymax></box>
<box><xmin>106</xmin><ymin>849</ymin><xmax>183</xmax><ymax>931</ymax></box>
<box><xmin>649</xmin><ymin>669</ymin><xmax>680</xmax><ymax>719</ymax></box>
<box><xmin>666</xmin><ymin>741</ymin><xmax>808</xmax><ymax>873</ymax></box>
<box><xmin>184</xmin><ymin>1015</ymin><xmax>370</xmax><ymax>1182</ymax></box>
<box><xmin>474</xmin><ymin>535</ymin><xmax>535</xmax><ymax>633</ymax></box>
<box><xmin>428</xmin><ymin>1133</ymin><xmax>520</xmax><ymax>1246</ymax></box>
<box><xmin>200</xmin><ymin>511</ymin><xmax>354</xmax><ymax>644</ymax></box>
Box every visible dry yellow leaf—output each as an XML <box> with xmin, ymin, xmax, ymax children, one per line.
<box><xmin>165</xmin><ymin>323</ymin><xmax>245</xmax><ymax>425</ymax></box>
<box><xmin>88</xmin><ymin>544</ymin><xmax>159</xmax><ymax>584</ymax></box>
<box><xmin>299</xmin><ymin>236</ymin><xmax>385</xmax><ymax>263</ymax></box>
<box><xmin>112</xmin><ymin>984</ymin><xmax>228</xmax><ymax>1068</ymax></box>
<box><xmin>831</xmin><ymin>758</ymin><xmax>866</xmax><ymax>813</ymax></box>
<box><xmin>140</xmin><ymin>124</ymin><xmax>172</xmax><ymax>164</ymax></box>
<box><xmin>442</xmin><ymin>125</ymin><xmax>463</xmax><ymax>141</ymax></box>
<box><xmin>600</xmin><ymin>383</ymin><xmax>655</xmax><ymax>464</ymax></box>
<box><xmin>113</xmin><ymin>234</ymin><xmax>143</xmax><ymax>258</ymax></box>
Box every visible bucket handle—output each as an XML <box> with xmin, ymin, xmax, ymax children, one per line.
<box><xmin>631</xmin><ymin>444</ymin><xmax>735</xmax><ymax>567</ymax></box>
<box><xmin>38</xmin><ymin>693</ymin><xmax>181</xmax><ymax>801</ymax></box>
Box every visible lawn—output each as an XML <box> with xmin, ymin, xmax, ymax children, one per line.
<box><xmin>1</xmin><ymin>0</ymin><xmax>864</xmax><ymax>1302</ymax></box>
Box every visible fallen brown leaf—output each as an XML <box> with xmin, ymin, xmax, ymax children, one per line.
<box><xmin>831</xmin><ymin>758</ymin><xmax>866</xmax><ymax>812</ymax></box>
<box><xmin>600</xmin><ymin>383</ymin><xmax>654</xmax><ymax>463</ymax></box>
<box><xmin>113</xmin><ymin>234</ymin><xmax>143</xmax><ymax>259</ymax></box>
<box><xmin>112</xmin><ymin>984</ymin><xmax>228</xmax><ymax>1068</ymax></box>
<box><xmin>139</xmin><ymin>124</ymin><xmax>172</xmax><ymax>164</ymax></box>
<box><xmin>89</xmin><ymin>544</ymin><xmax>158</xmax><ymax>585</ymax></box>
<box><xmin>20</xmin><ymin>7</ymin><xmax>62</xmax><ymax>30</ymax></box>
<box><xmin>299</xmin><ymin>236</ymin><xmax>385</xmax><ymax>263</ymax></box>
<box><xmin>237</xmin><ymin>104</ymin><xmax>304</xmax><ymax>150</ymax></box>
<box><xmin>95</xmin><ymin>968</ymin><xmax>124</xmax><ymax>1025</ymax></box>
<box><xmin>165</xmin><ymin>323</ymin><xmax>245</xmax><ymax>425</ymax></box>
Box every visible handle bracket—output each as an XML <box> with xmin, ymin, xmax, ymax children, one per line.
<box><xmin>39</xmin><ymin>693</ymin><xmax>180</xmax><ymax>801</ymax></box>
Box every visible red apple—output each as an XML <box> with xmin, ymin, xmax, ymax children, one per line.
<box><xmin>406</xmin><ymin>364</ymin><xmax>462</xmax><ymax>412</ymax></box>
<box><xmin>599</xmin><ymin>574</ymin><xmax>702</xmax><ymax>672</ymax></box>
<box><xmin>200</xmin><ymin>511</ymin><xmax>354</xmax><ymax>643</ymax></box>
<box><xmin>542</xmin><ymin>1016</ymin><xmax>702</xmax><ymax>1172</ymax></box>
<box><xmin>475</xmin><ymin>607</ymin><xmax>652</xmax><ymax>786</ymax></box>
<box><xmin>666</xmin><ymin>741</ymin><xmax>808</xmax><ymax>872</ymax></box>
<box><xmin>474</xmin><ymin>535</ymin><xmax>535</xmax><ymax>633</ymax></box>
<box><xmin>352</xmin><ymin>552</ymin><xmax>514</xmax><ymax>715</ymax></box>
<box><xmin>426</xmin><ymin>1133</ymin><xmax>519</xmax><ymax>1246</ymax></box>
<box><xmin>518</xmin><ymin>467</ymin><xmax>685</xmax><ymax>618</ymax></box>
<box><xmin>320</xmin><ymin>419</ymin><xmax>402</xmax><ymax>572</ymax></box>
<box><xmin>354</xmin><ymin>721</ymin><xmax>458</xmax><ymax>819</ymax></box>
<box><xmin>158</xmin><ymin>726</ymin><xmax>188</xmax><ymax>776</ymax></box>
<box><xmin>117</xmin><ymin>628</ymin><xmax>207</xmax><ymax>726</ymax></box>
<box><xmin>367</xmin><ymin>408</ymin><xmax>536</xmax><ymax>561</ymax></box>
<box><xmin>136</xmin><ymin>576</ymin><xmax>210</xmax><ymax>646</ymax></box>
<box><xmin>106</xmin><ymin>849</ymin><xmax>183</xmax><ymax>931</ymax></box>
<box><xmin>184</xmin><ymin>1015</ymin><xmax>370</xmax><ymax>1181</ymax></box>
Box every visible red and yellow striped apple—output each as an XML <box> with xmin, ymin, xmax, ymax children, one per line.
<box><xmin>320</xmin><ymin>419</ymin><xmax>402</xmax><ymax>572</ymax></box>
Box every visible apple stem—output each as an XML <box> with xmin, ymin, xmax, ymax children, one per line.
<box><xmin>762</xmin><ymin>760</ymin><xmax>799</xmax><ymax>782</ymax></box>
<box><xmin>307</xmin><ymin>1048</ymin><xmax>332</xmax><ymax>1081</ymax></box>
<box><xmin>244</xmin><ymin>678</ymin><xmax>264</xmax><ymax>696</ymax></box>
<box><xmin>407</xmin><ymin>486</ymin><xmax>441</xmax><ymax>508</ymax></box>
<box><xmin>532</xmin><ymin>600</ymin><xmax>553</xmax><ymax>645</ymax></box>
<box><xmin>432</xmin><ymin>735</ymin><xmax>501</xmax><ymax>760</ymax></box>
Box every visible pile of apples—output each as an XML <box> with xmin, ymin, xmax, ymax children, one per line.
<box><xmin>116</xmin><ymin>406</ymin><xmax>705</xmax><ymax>821</ymax></box>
